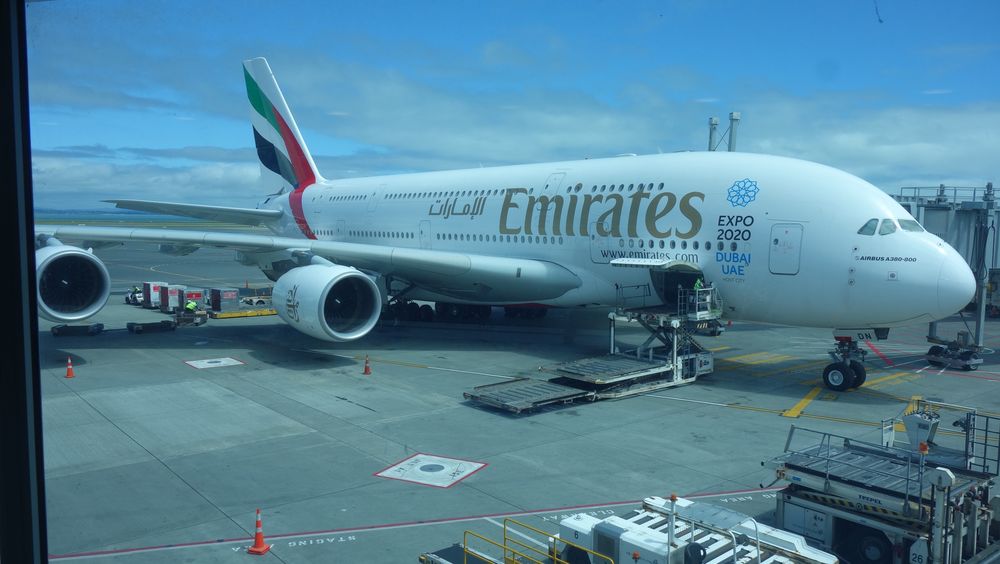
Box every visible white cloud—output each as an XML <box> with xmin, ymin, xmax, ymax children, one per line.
<box><xmin>32</xmin><ymin>156</ymin><xmax>260</xmax><ymax>210</ymax></box>
<box><xmin>26</xmin><ymin>46</ymin><xmax>1000</xmax><ymax>210</ymax></box>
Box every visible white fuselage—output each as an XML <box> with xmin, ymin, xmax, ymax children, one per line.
<box><xmin>262</xmin><ymin>151</ymin><xmax>974</xmax><ymax>329</ymax></box>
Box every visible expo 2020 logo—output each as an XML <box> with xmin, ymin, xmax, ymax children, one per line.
<box><xmin>727</xmin><ymin>178</ymin><xmax>759</xmax><ymax>208</ymax></box>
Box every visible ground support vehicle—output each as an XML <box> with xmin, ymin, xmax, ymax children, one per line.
<box><xmin>418</xmin><ymin>495</ymin><xmax>838</xmax><ymax>563</ymax></box>
<box><xmin>464</xmin><ymin>288</ymin><xmax>719</xmax><ymax>413</ymax></box>
<box><xmin>764</xmin><ymin>402</ymin><xmax>1000</xmax><ymax>564</ymax></box>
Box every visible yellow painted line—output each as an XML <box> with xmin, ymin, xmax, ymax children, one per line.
<box><xmin>861</xmin><ymin>372</ymin><xmax>910</xmax><ymax>388</ymax></box>
<box><xmin>798</xmin><ymin>413</ymin><xmax>882</xmax><ymax>427</ymax></box>
<box><xmin>209</xmin><ymin>308</ymin><xmax>277</xmax><ymax>318</ymax></box>
<box><xmin>717</xmin><ymin>352</ymin><xmax>795</xmax><ymax>367</ymax></box>
<box><xmin>719</xmin><ymin>351</ymin><xmax>774</xmax><ymax>363</ymax></box>
<box><xmin>904</xmin><ymin>395</ymin><xmax>923</xmax><ymax>415</ymax></box>
<box><xmin>726</xmin><ymin>404</ymin><xmax>786</xmax><ymax>415</ymax></box>
<box><xmin>744</xmin><ymin>354</ymin><xmax>795</xmax><ymax>366</ymax></box>
<box><xmin>782</xmin><ymin>387</ymin><xmax>823</xmax><ymax>418</ymax></box>
<box><xmin>754</xmin><ymin>359</ymin><xmax>827</xmax><ymax>377</ymax></box>
<box><xmin>707</xmin><ymin>346</ymin><xmax>732</xmax><ymax>352</ymax></box>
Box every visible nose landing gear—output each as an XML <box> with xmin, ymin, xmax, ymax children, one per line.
<box><xmin>823</xmin><ymin>334</ymin><xmax>871</xmax><ymax>391</ymax></box>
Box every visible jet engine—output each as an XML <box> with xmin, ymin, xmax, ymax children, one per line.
<box><xmin>35</xmin><ymin>242</ymin><xmax>112</xmax><ymax>323</ymax></box>
<box><xmin>273</xmin><ymin>264</ymin><xmax>382</xmax><ymax>342</ymax></box>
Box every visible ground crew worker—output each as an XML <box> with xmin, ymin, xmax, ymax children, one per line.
<box><xmin>184</xmin><ymin>299</ymin><xmax>198</xmax><ymax>313</ymax></box>
<box><xmin>693</xmin><ymin>277</ymin><xmax>703</xmax><ymax>290</ymax></box>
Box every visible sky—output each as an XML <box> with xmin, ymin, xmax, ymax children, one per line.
<box><xmin>25</xmin><ymin>0</ymin><xmax>1000</xmax><ymax>210</ymax></box>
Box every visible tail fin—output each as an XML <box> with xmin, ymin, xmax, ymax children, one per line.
<box><xmin>243</xmin><ymin>57</ymin><xmax>321</xmax><ymax>192</ymax></box>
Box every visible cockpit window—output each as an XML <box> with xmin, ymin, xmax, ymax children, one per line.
<box><xmin>898</xmin><ymin>219</ymin><xmax>924</xmax><ymax>232</ymax></box>
<box><xmin>878</xmin><ymin>219</ymin><xmax>897</xmax><ymax>235</ymax></box>
<box><xmin>857</xmin><ymin>218</ymin><xmax>878</xmax><ymax>236</ymax></box>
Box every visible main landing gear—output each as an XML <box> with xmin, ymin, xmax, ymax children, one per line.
<box><xmin>822</xmin><ymin>335</ymin><xmax>868</xmax><ymax>391</ymax></box>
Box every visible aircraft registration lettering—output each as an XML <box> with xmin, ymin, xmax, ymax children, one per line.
<box><xmin>499</xmin><ymin>188</ymin><xmax>704</xmax><ymax>239</ymax></box>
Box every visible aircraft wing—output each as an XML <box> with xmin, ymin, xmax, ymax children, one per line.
<box><xmin>35</xmin><ymin>224</ymin><xmax>581</xmax><ymax>302</ymax></box>
<box><xmin>104</xmin><ymin>200</ymin><xmax>283</xmax><ymax>226</ymax></box>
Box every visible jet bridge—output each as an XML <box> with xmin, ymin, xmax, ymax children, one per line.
<box><xmin>464</xmin><ymin>288</ymin><xmax>721</xmax><ymax>413</ymax></box>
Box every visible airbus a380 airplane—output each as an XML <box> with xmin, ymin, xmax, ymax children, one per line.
<box><xmin>35</xmin><ymin>58</ymin><xmax>976</xmax><ymax>391</ymax></box>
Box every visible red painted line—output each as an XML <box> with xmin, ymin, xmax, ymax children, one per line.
<box><xmin>864</xmin><ymin>340</ymin><xmax>894</xmax><ymax>366</ymax></box>
<box><xmin>48</xmin><ymin>486</ymin><xmax>782</xmax><ymax>560</ymax></box>
<box><xmin>934</xmin><ymin>369</ymin><xmax>1000</xmax><ymax>382</ymax></box>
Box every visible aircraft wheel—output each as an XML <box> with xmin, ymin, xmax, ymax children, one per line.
<box><xmin>960</xmin><ymin>351</ymin><xmax>980</xmax><ymax>371</ymax></box>
<box><xmin>849</xmin><ymin>361</ymin><xmax>867</xmax><ymax>387</ymax></box>
<box><xmin>854</xmin><ymin>528</ymin><xmax>892</xmax><ymax>564</ymax></box>
<box><xmin>927</xmin><ymin>345</ymin><xmax>946</xmax><ymax>366</ymax></box>
<box><xmin>419</xmin><ymin>304</ymin><xmax>434</xmax><ymax>322</ymax></box>
<box><xmin>822</xmin><ymin>362</ymin><xmax>856</xmax><ymax>391</ymax></box>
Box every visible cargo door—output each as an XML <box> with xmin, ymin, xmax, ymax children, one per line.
<box><xmin>769</xmin><ymin>223</ymin><xmax>802</xmax><ymax>275</ymax></box>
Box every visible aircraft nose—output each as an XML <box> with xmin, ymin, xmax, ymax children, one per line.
<box><xmin>937</xmin><ymin>251</ymin><xmax>976</xmax><ymax>318</ymax></box>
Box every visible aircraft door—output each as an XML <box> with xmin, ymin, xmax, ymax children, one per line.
<box><xmin>542</xmin><ymin>172</ymin><xmax>565</xmax><ymax>194</ymax></box>
<box><xmin>769</xmin><ymin>223</ymin><xmax>803</xmax><ymax>275</ymax></box>
<box><xmin>367</xmin><ymin>184</ymin><xmax>385</xmax><ymax>212</ymax></box>
<box><xmin>419</xmin><ymin>220</ymin><xmax>431</xmax><ymax>249</ymax></box>
<box><xmin>589</xmin><ymin>221</ymin><xmax>612</xmax><ymax>263</ymax></box>
<box><xmin>335</xmin><ymin>220</ymin><xmax>345</xmax><ymax>240</ymax></box>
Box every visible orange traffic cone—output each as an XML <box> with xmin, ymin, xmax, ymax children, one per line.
<box><xmin>65</xmin><ymin>357</ymin><xmax>75</xmax><ymax>379</ymax></box>
<box><xmin>363</xmin><ymin>355</ymin><xmax>372</xmax><ymax>376</ymax></box>
<box><xmin>247</xmin><ymin>508</ymin><xmax>271</xmax><ymax>555</ymax></box>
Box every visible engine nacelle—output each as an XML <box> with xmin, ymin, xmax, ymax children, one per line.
<box><xmin>273</xmin><ymin>264</ymin><xmax>382</xmax><ymax>342</ymax></box>
<box><xmin>36</xmin><ymin>243</ymin><xmax>111</xmax><ymax>322</ymax></box>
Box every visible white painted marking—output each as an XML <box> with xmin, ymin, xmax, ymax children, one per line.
<box><xmin>184</xmin><ymin>357</ymin><xmax>244</xmax><ymax>369</ymax></box>
<box><xmin>646</xmin><ymin>395</ymin><xmax>729</xmax><ymax>407</ymax></box>
<box><xmin>375</xmin><ymin>453</ymin><xmax>486</xmax><ymax>488</ymax></box>
<box><xmin>431</xmin><ymin>366</ymin><xmax>516</xmax><ymax>380</ymax></box>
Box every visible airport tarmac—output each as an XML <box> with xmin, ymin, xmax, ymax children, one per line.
<box><xmin>36</xmin><ymin>242</ymin><xmax>1000</xmax><ymax>562</ymax></box>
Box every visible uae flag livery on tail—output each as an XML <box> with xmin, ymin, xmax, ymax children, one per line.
<box><xmin>243</xmin><ymin>57</ymin><xmax>320</xmax><ymax>238</ymax></box>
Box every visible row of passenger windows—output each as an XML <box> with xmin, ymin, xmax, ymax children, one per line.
<box><xmin>378</xmin><ymin>181</ymin><xmax>672</xmax><ymax>200</ymax></box>
<box><xmin>323</xmin><ymin>228</ymin><xmax>740</xmax><ymax>252</ymax></box>
<box><xmin>321</xmin><ymin>194</ymin><xmax>366</xmax><ymax>202</ymax></box>
<box><xmin>857</xmin><ymin>218</ymin><xmax>925</xmax><ymax>236</ymax></box>
<box><xmin>433</xmin><ymin>232</ymin><xmax>739</xmax><ymax>252</ymax></box>
<box><xmin>345</xmin><ymin>230</ymin><xmax>416</xmax><ymax>239</ymax></box>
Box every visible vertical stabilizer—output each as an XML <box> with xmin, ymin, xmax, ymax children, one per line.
<box><xmin>243</xmin><ymin>57</ymin><xmax>321</xmax><ymax>192</ymax></box>
<box><xmin>244</xmin><ymin>57</ymin><xmax>320</xmax><ymax>238</ymax></box>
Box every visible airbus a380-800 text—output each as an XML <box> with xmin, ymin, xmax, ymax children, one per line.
<box><xmin>35</xmin><ymin>57</ymin><xmax>975</xmax><ymax>391</ymax></box>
